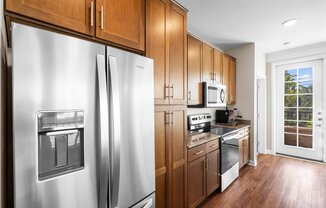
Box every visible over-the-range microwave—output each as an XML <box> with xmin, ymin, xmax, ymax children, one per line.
<box><xmin>203</xmin><ymin>82</ymin><xmax>227</xmax><ymax>107</ymax></box>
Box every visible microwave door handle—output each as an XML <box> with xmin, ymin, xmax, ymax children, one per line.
<box><xmin>96</xmin><ymin>54</ymin><xmax>110</xmax><ymax>208</ymax></box>
<box><xmin>45</xmin><ymin>129</ymin><xmax>78</xmax><ymax>136</ymax></box>
<box><xmin>220</xmin><ymin>89</ymin><xmax>226</xmax><ymax>103</ymax></box>
<box><xmin>108</xmin><ymin>55</ymin><xmax>121</xmax><ymax>208</ymax></box>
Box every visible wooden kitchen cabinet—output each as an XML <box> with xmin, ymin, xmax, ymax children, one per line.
<box><xmin>213</xmin><ymin>49</ymin><xmax>223</xmax><ymax>84</ymax></box>
<box><xmin>222</xmin><ymin>54</ymin><xmax>237</xmax><ymax>105</ymax></box>
<box><xmin>6</xmin><ymin>0</ymin><xmax>94</xmax><ymax>35</ymax></box>
<box><xmin>6</xmin><ymin>0</ymin><xmax>145</xmax><ymax>51</ymax></box>
<box><xmin>206</xmin><ymin>149</ymin><xmax>220</xmax><ymax>196</ymax></box>
<box><xmin>202</xmin><ymin>43</ymin><xmax>213</xmax><ymax>82</ymax></box>
<box><xmin>187</xmin><ymin>140</ymin><xmax>220</xmax><ymax>208</ymax></box>
<box><xmin>169</xmin><ymin>3</ymin><xmax>187</xmax><ymax>105</ymax></box>
<box><xmin>188</xmin><ymin>156</ymin><xmax>206</xmax><ymax>208</ymax></box>
<box><xmin>239</xmin><ymin>129</ymin><xmax>250</xmax><ymax>169</ymax></box>
<box><xmin>155</xmin><ymin>105</ymin><xmax>187</xmax><ymax>208</ymax></box>
<box><xmin>187</xmin><ymin>35</ymin><xmax>202</xmax><ymax>105</ymax></box>
<box><xmin>146</xmin><ymin>0</ymin><xmax>187</xmax><ymax>105</ymax></box>
<box><xmin>96</xmin><ymin>0</ymin><xmax>145</xmax><ymax>51</ymax></box>
<box><xmin>229</xmin><ymin>58</ymin><xmax>236</xmax><ymax>104</ymax></box>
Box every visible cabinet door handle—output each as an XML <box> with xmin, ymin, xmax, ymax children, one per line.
<box><xmin>165</xmin><ymin>112</ymin><xmax>170</xmax><ymax>125</ymax></box>
<box><xmin>211</xmin><ymin>144</ymin><xmax>218</xmax><ymax>148</ymax></box>
<box><xmin>195</xmin><ymin>150</ymin><xmax>204</xmax><ymax>155</ymax></box>
<box><xmin>100</xmin><ymin>6</ymin><xmax>104</xmax><ymax>30</ymax></box>
<box><xmin>214</xmin><ymin>73</ymin><xmax>217</xmax><ymax>81</ymax></box>
<box><xmin>165</xmin><ymin>85</ymin><xmax>170</xmax><ymax>99</ymax></box>
<box><xmin>170</xmin><ymin>85</ymin><xmax>174</xmax><ymax>98</ymax></box>
<box><xmin>90</xmin><ymin>1</ymin><xmax>94</xmax><ymax>27</ymax></box>
<box><xmin>207</xmin><ymin>159</ymin><xmax>209</xmax><ymax>170</ymax></box>
<box><xmin>170</xmin><ymin>112</ymin><xmax>174</xmax><ymax>126</ymax></box>
<box><xmin>188</xmin><ymin>91</ymin><xmax>191</xmax><ymax>100</ymax></box>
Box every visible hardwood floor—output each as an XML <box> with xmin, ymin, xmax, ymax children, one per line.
<box><xmin>200</xmin><ymin>154</ymin><xmax>326</xmax><ymax>208</ymax></box>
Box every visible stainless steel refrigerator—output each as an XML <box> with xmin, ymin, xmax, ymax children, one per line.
<box><xmin>11</xmin><ymin>22</ymin><xmax>155</xmax><ymax>208</ymax></box>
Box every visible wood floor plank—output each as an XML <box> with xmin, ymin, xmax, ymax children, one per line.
<box><xmin>200</xmin><ymin>154</ymin><xmax>326</xmax><ymax>208</ymax></box>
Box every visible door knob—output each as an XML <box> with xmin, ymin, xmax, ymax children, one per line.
<box><xmin>318</xmin><ymin>118</ymin><xmax>323</xmax><ymax>121</ymax></box>
<box><xmin>316</xmin><ymin>124</ymin><xmax>322</xmax><ymax>127</ymax></box>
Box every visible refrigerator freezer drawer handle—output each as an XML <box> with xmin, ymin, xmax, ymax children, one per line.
<box><xmin>143</xmin><ymin>199</ymin><xmax>153</xmax><ymax>208</ymax></box>
<box><xmin>108</xmin><ymin>55</ymin><xmax>121</xmax><ymax>207</ymax></box>
<box><xmin>97</xmin><ymin>54</ymin><xmax>110</xmax><ymax>208</ymax></box>
<box><xmin>45</xmin><ymin>129</ymin><xmax>78</xmax><ymax>136</ymax></box>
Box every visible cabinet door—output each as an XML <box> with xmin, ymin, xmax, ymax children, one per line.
<box><xmin>154</xmin><ymin>106</ymin><xmax>170</xmax><ymax>208</ymax></box>
<box><xmin>187</xmin><ymin>156</ymin><xmax>206</xmax><ymax>208</ymax></box>
<box><xmin>206</xmin><ymin>149</ymin><xmax>220</xmax><ymax>196</ymax></box>
<box><xmin>222</xmin><ymin>55</ymin><xmax>230</xmax><ymax>103</ymax></box>
<box><xmin>243</xmin><ymin>136</ymin><xmax>250</xmax><ymax>165</ymax></box>
<box><xmin>239</xmin><ymin>138</ymin><xmax>244</xmax><ymax>168</ymax></box>
<box><xmin>96</xmin><ymin>0</ymin><xmax>145</xmax><ymax>51</ymax></box>
<box><xmin>229</xmin><ymin>58</ymin><xmax>236</xmax><ymax>104</ymax></box>
<box><xmin>187</xmin><ymin>35</ymin><xmax>202</xmax><ymax>105</ymax></box>
<box><xmin>170</xmin><ymin>106</ymin><xmax>187</xmax><ymax>208</ymax></box>
<box><xmin>169</xmin><ymin>3</ymin><xmax>187</xmax><ymax>105</ymax></box>
<box><xmin>202</xmin><ymin>43</ymin><xmax>213</xmax><ymax>82</ymax></box>
<box><xmin>7</xmin><ymin>0</ymin><xmax>94</xmax><ymax>35</ymax></box>
<box><xmin>146</xmin><ymin>0</ymin><xmax>169</xmax><ymax>105</ymax></box>
<box><xmin>213</xmin><ymin>50</ymin><xmax>223</xmax><ymax>84</ymax></box>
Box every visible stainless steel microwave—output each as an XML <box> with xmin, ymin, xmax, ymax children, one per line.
<box><xmin>203</xmin><ymin>82</ymin><xmax>227</xmax><ymax>107</ymax></box>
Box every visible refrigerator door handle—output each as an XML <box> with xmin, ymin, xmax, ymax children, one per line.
<box><xmin>108</xmin><ymin>55</ymin><xmax>121</xmax><ymax>207</ymax></box>
<box><xmin>97</xmin><ymin>54</ymin><xmax>110</xmax><ymax>208</ymax></box>
<box><xmin>143</xmin><ymin>199</ymin><xmax>153</xmax><ymax>208</ymax></box>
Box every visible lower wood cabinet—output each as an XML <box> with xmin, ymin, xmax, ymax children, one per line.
<box><xmin>239</xmin><ymin>128</ymin><xmax>250</xmax><ymax>169</ymax></box>
<box><xmin>187</xmin><ymin>141</ymin><xmax>220</xmax><ymax>208</ymax></box>
<box><xmin>155</xmin><ymin>105</ymin><xmax>187</xmax><ymax>208</ymax></box>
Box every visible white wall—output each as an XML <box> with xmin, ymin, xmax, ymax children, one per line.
<box><xmin>227</xmin><ymin>44</ymin><xmax>257</xmax><ymax>163</ymax></box>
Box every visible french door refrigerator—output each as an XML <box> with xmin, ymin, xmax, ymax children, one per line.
<box><xmin>11</xmin><ymin>23</ymin><xmax>155</xmax><ymax>208</ymax></box>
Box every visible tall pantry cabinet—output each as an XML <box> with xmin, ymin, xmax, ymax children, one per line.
<box><xmin>146</xmin><ymin>0</ymin><xmax>188</xmax><ymax>207</ymax></box>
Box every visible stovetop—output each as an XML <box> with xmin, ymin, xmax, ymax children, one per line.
<box><xmin>210</xmin><ymin>127</ymin><xmax>238</xmax><ymax>136</ymax></box>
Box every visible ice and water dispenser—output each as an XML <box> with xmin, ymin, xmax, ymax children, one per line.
<box><xmin>37</xmin><ymin>111</ymin><xmax>85</xmax><ymax>180</ymax></box>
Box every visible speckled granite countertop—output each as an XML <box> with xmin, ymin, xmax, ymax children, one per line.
<box><xmin>186</xmin><ymin>120</ymin><xmax>251</xmax><ymax>149</ymax></box>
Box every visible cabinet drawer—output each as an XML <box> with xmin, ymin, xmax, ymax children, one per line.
<box><xmin>206</xmin><ymin>139</ymin><xmax>219</xmax><ymax>153</ymax></box>
<box><xmin>188</xmin><ymin>144</ymin><xmax>206</xmax><ymax>162</ymax></box>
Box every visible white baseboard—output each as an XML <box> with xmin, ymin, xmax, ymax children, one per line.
<box><xmin>248</xmin><ymin>160</ymin><xmax>257</xmax><ymax>166</ymax></box>
<box><xmin>265</xmin><ymin>150</ymin><xmax>273</xmax><ymax>154</ymax></box>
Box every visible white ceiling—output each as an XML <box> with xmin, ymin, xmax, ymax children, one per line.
<box><xmin>177</xmin><ymin>0</ymin><xmax>326</xmax><ymax>53</ymax></box>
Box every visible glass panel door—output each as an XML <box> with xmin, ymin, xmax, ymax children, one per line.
<box><xmin>275</xmin><ymin>60</ymin><xmax>323</xmax><ymax>161</ymax></box>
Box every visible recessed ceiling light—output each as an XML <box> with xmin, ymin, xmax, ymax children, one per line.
<box><xmin>282</xmin><ymin>19</ymin><xmax>298</xmax><ymax>27</ymax></box>
<box><xmin>283</xmin><ymin>42</ymin><xmax>290</xmax><ymax>45</ymax></box>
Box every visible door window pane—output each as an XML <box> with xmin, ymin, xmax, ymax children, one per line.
<box><xmin>285</xmin><ymin>69</ymin><xmax>297</xmax><ymax>81</ymax></box>
<box><xmin>284</xmin><ymin>108</ymin><xmax>297</xmax><ymax>120</ymax></box>
<box><xmin>299</xmin><ymin>108</ymin><xmax>313</xmax><ymax>121</ymax></box>
<box><xmin>298</xmin><ymin>67</ymin><xmax>312</xmax><ymax>81</ymax></box>
<box><xmin>285</xmin><ymin>82</ymin><xmax>297</xmax><ymax>94</ymax></box>
<box><xmin>285</xmin><ymin>95</ymin><xmax>297</xmax><ymax>107</ymax></box>
<box><xmin>284</xmin><ymin>121</ymin><xmax>297</xmax><ymax>133</ymax></box>
<box><xmin>298</xmin><ymin>122</ymin><xmax>313</xmax><ymax>135</ymax></box>
<box><xmin>284</xmin><ymin>133</ymin><xmax>297</xmax><ymax>146</ymax></box>
<box><xmin>299</xmin><ymin>95</ymin><xmax>312</xmax><ymax>107</ymax></box>
<box><xmin>298</xmin><ymin>135</ymin><xmax>313</xmax><ymax>148</ymax></box>
<box><xmin>298</xmin><ymin>81</ymin><xmax>312</xmax><ymax>93</ymax></box>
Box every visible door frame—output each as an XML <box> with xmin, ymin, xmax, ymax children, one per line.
<box><xmin>257</xmin><ymin>78</ymin><xmax>267</xmax><ymax>154</ymax></box>
<box><xmin>271</xmin><ymin>54</ymin><xmax>326</xmax><ymax>162</ymax></box>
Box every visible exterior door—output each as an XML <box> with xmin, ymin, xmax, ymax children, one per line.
<box><xmin>275</xmin><ymin>60</ymin><xmax>323</xmax><ymax>161</ymax></box>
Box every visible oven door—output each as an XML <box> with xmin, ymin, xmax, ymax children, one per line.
<box><xmin>221</xmin><ymin>137</ymin><xmax>239</xmax><ymax>175</ymax></box>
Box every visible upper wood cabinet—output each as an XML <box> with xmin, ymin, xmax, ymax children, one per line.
<box><xmin>96</xmin><ymin>0</ymin><xmax>145</xmax><ymax>51</ymax></box>
<box><xmin>155</xmin><ymin>105</ymin><xmax>187</xmax><ymax>208</ymax></box>
<box><xmin>146</xmin><ymin>0</ymin><xmax>169</xmax><ymax>105</ymax></box>
<box><xmin>7</xmin><ymin>0</ymin><xmax>145</xmax><ymax>51</ymax></box>
<box><xmin>187</xmin><ymin>35</ymin><xmax>202</xmax><ymax>105</ymax></box>
<box><xmin>222</xmin><ymin>54</ymin><xmax>236</xmax><ymax>105</ymax></box>
<box><xmin>169</xmin><ymin>3</ymin><xmax>187</xmax><ymax>105</ymax></box>
<box><xmin>202</xmin><ymin>43</ymin><xmax>213</xmax><ymax>82</ymax></box>
<box><xmin>229</xmin><ymin>58</ymin><xmax>236</xmax><ymax>105</ymax></box>
<box><xmin>146</xmin><ymin>0</ymin><xmax>187</xmax><ymax>105</ymax></box>
<box><xmin>6</xmin><ymin>0</ymin><xmax>94</xmax><ymax>35</ymax></box>
<box><xmin>213</xmin><ymin>50</ymin><xmax>223</xmax><ymax>84</ymax></box>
